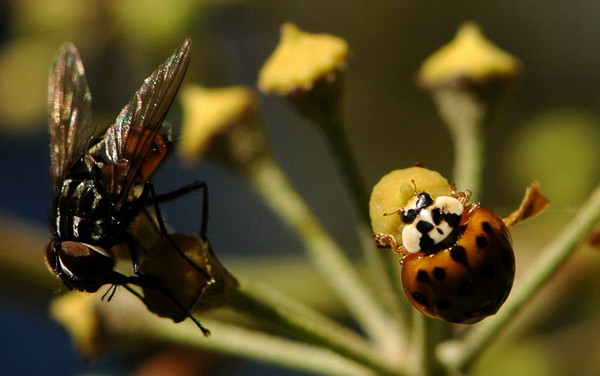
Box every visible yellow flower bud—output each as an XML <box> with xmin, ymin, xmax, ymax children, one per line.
<box><xmin>370</xmin><ymin>167</ymin><xmax>453</xmax><ymax>246</ymax></box>
<box><xmin>418</xmin><ymin>22</ymin><xmax>519</xmax><ymax>88</ymax></box>
<box><xmin>179</xmin><ymin>85</ymin><xmax>258</xmax><ymax>161</ymax></box>
<box><xmin>50</xmin><ymin>293</ymin><xmax>104</xmax><ymax>359</ymax></box>
<box><xmin>258</xmin><ymin>23</ymin><xmax>349</xmax><ymax>94</ymax></box>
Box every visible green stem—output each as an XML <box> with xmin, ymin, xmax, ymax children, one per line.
<box><xmin>245</xmin><ymin>155</ymin><xmax>404</xmax><ymax>353</ymax></box>
<box><xmin>93</xmin><ymin>294</ymin><xmax>378</xmax><ymax>376</ymax></box>
<box><xmin>410</xmin><ymin>312</ymin><xmax>430</xmax><ymax>376</ymax></box>
<box><xmin>187</xmin><ymin>321</ymin><xmax>375</xmax><ymax>376</ymax></box>
<box><xmin>323</xmin><ymin>122</ymin><xmax>409</xmax><ymax>333</ymax></box>
<box><xmin>442</xmin><ymin>181</ymin><xmax>600</xmax><ymax>372</ymax></box>
<box><xmin>432</xmin><ymin>88</ymin><xmax>486</xmax><ymax>197</ymax></box>
<box><xmin>226</xmin><ymin>281</ymin><xmax>399</xmax><ymax>374</ymax></box>
<box><xmin>292</xmin><ymin>72</ymin><xmax>408</xmax><ymax>333</ymax></box>
<box><xmin>322</xmin><ymin>123</ymin><xmax>371</xmax><ymax>222</ymax></box>
<box><xmin>408</xmin><ymin>312</ymin><xmax>446</xmax><ymax>376</ymax></box>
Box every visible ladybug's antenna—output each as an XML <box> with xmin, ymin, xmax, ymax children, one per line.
<box><xmin>410</xmin><ymin>179</ymin><xmax>419</xmax><ymax>195</ymax></box>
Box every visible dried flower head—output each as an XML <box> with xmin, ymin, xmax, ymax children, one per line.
<box><xmin>140</xmin><ymin>233</ymin><xmax>237</xmax><ymax>322</ymax></box>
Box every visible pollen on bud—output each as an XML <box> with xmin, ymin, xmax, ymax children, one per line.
<box><xmin>179</xmin><ymin>85</ymin><xmax>258</xmax><ymax>162</ymax></box>
<box><xmin>370</xmin><ymin>167</ymin><xmax>453</xmax><ymax>246</ymax></box>
<box><xmin>418</xmin><ymin>22</ymin><xmax>520</xmax><ymax>89</ymax></box>
<box><xmin>258</xmin><ymin>23</ymin><xmax>349</xmax><ymax>95</ymax></box>
<box><xmin>140</xmin><ymin>233</ymin><xmax>237</xmax><ymax>322</ymax></box>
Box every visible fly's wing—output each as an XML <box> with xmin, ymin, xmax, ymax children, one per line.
<box><xmin>47</xmin><ymin>43</ymin><xmax>96</xmax><ymax>187</ymax></box>
<box><xmin>99</xmin><ymin>39</ymin><xmax>191</xmax><ymax>203</ymax></box>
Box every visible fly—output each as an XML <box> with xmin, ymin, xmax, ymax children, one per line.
<box><xmin>45</xmin><ymin>39</ymin><xmax>211</xmax><ymax>335</ymax></box>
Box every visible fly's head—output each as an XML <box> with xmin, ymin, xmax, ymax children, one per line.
<box><xmin>45</xmin><ymin>240</ymin><xmax>115</xmax><ymax>293</ymax></box>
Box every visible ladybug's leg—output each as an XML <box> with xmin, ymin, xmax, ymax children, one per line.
<box><xmin>461</xmin><ymin>202</ymin><xmax>481</xmax><ymax>223</ymax></box>
<box><xmin>374</xmin><ymin>232</ymin><xmax>406</xmax><ymax>255</ymax></box>
<box><xmin>451</xmin><ymin>188</ymin><xmax>472</xmax><ymax>205</ymax></box>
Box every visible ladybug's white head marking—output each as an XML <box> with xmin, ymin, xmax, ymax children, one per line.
<box><xmin>401</xmin><ymin>194</ymin><xmax>465</xmax><ymax>253</ymax></box>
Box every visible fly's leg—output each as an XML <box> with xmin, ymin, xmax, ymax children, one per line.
<box><xmin>145</xmin><ymin>180</ymin><xmax>214</xmax><ymax>284</ymax></box>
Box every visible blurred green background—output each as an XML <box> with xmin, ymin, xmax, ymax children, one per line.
<box><xmin>0</xmin><ymin>1</ymin><xmax>598</xmax><ymax>375</ymax></box>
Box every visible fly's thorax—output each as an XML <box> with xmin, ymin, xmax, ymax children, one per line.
<box><xmin>54</xmin><ymin>177</ymin><xmax>114</xmax><ymax>243</ymax></box>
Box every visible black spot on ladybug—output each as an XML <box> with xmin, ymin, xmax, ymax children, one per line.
<box><xmin>419</xmin><ymin>234</ymin><xmax>435</xmax><ymax>249</ymax></box>
<box><xmin>444</xmin><ymin>213</ymin><xmax>461</xmax><ymax>228</ymax></box>
<box><xmin>476</xmin><ymin>235</ymin><xmax>488</xmax><ymax>249</ymax></box>
<box><xmin>455</xmin><ymin>224</ymin><xmax>467</xmax><ymax>236</ymax></box>
<box><xmin>501</xmin><ymin>246</ymin><xmax>514</xmax><ymax>266</ymax></box>
<box><xmin>417</xmin><ymin>193</ymin><xmax>434</xmax><ymax>209</ymax></box>
<box><xmin>412</xmin><ymin>292</ymin><xmax>429</xmax><ymax>307</ymax></box>
<box><xmin>416</xmin><ymin>270</ymin><xmax>430</xmax><ymax>283</ymax></box>
<box><xmin>401</xmin><ymin>209</ymin><xmax>416</xmax><ymax>224</ymax></box>
<box><xmin>433</xmin><ymin>267</ymin><xmax>446</xmax><ymax>281</ymax></box>
<box><xmin>416</xmin><ymin>220</ymin><xmax>434</xmax><ymax>234</ymax></box>
<box><xmin>479</xmin><ymin>263</ymin><xmax>496</xmax><ymax>279</ymax></box>
<box><xmin>482</xmin><ymin>221</ymin><xmax>494</xmax><ymax>235</ymax></box>
<box><xmin>450</xmin><ymin>245</ymin><xmax>468</xmax><ymax>264</ymax></box>
<box><xmin>457</xmin><ymin>278</ymin><xmax>474</xmax><ymax>296</ymax></box>
<box><xmin>403</xmin><ymin>193</ymin><xmax>435</xmax><ymax>223</ymax></box>
<box><xmin>431</xmin><ymin>208</ymin><xmax>443</xmax><ymax>225</ymax></box>
<box><xmin>434</xmin><ymin>299</ymin><xmax>453</xmax><ymax>310</ymax></box>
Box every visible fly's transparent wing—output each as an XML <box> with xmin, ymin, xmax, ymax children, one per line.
<box><xmin>99</xmin><ymin>39</ymin><xmax>191</xmax><ymax>202</ymax></box>
<box><xmin>47</xmin><ymin>43</ymin><xmax>96</xmax><ymax>187</ymax></box>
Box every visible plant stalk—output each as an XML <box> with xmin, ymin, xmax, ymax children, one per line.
<box><xmin>226</xmin><ymin>281</ymin><xmax>400</xmax><ymax>374</ymax></box>
<box><xmin>432</xmin><ymin>88</ymin><xmax>486</xmax><ymax>197</ymax></box>
<box><xmin>244</xmin><ymin>154</ymin><xmax>404</xmax><ymax>353</ymax></box>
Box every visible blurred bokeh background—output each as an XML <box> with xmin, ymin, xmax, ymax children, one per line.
<box><xmin>0</xmin><ymin>1</ymin><xmax>599</xmax><ymax>375</ymax></box>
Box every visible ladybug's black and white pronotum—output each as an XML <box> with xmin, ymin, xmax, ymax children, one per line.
<box><xmin>400</xmin><ymin>192</ymin><xmax>466</xmax><ymax>254</ymax></box>
<box><xmin>45</xmin><ymin>40</ymin><xmax>211</xmax><ymax>334</ymax></box>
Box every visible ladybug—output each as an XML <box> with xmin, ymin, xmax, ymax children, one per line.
<box><xmin>375</xmin><ymin>189</ymin><xmax>515</xmax><ymax>324</ymax></box>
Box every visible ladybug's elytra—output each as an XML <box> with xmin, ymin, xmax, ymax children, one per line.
<box><xmin>400</xmin><ymin>204</ymin><xmax>514</xmax><ymax>324</ymax></box>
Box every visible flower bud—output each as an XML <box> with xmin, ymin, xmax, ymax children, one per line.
<box><xmin>50</xmin><ymin>293</ymin><xmax>105</xmax><ymax>359</ymax></box>
<box><xmin>370</xmin><ymin>167</ymin><xmax>453</xmax><ymax>246</ymax></box>
<box><xmin>258</xmin><ymin>23</ymin><xmax>349</xmax><ymax>126</ymax></box>
<box><xmin>418</xmin><ymin>22</ymin><xmax>519</xmax><ymax>90</ymax></box>
<box><xmin>258</xmin><ymin>23</ymin><xmax>349</xmax><ymax>94</ymax></box>
<box><xmin>179</xmin><ymin>84</ymin><xmax>272</xmax><ymax>172</ymax></box>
